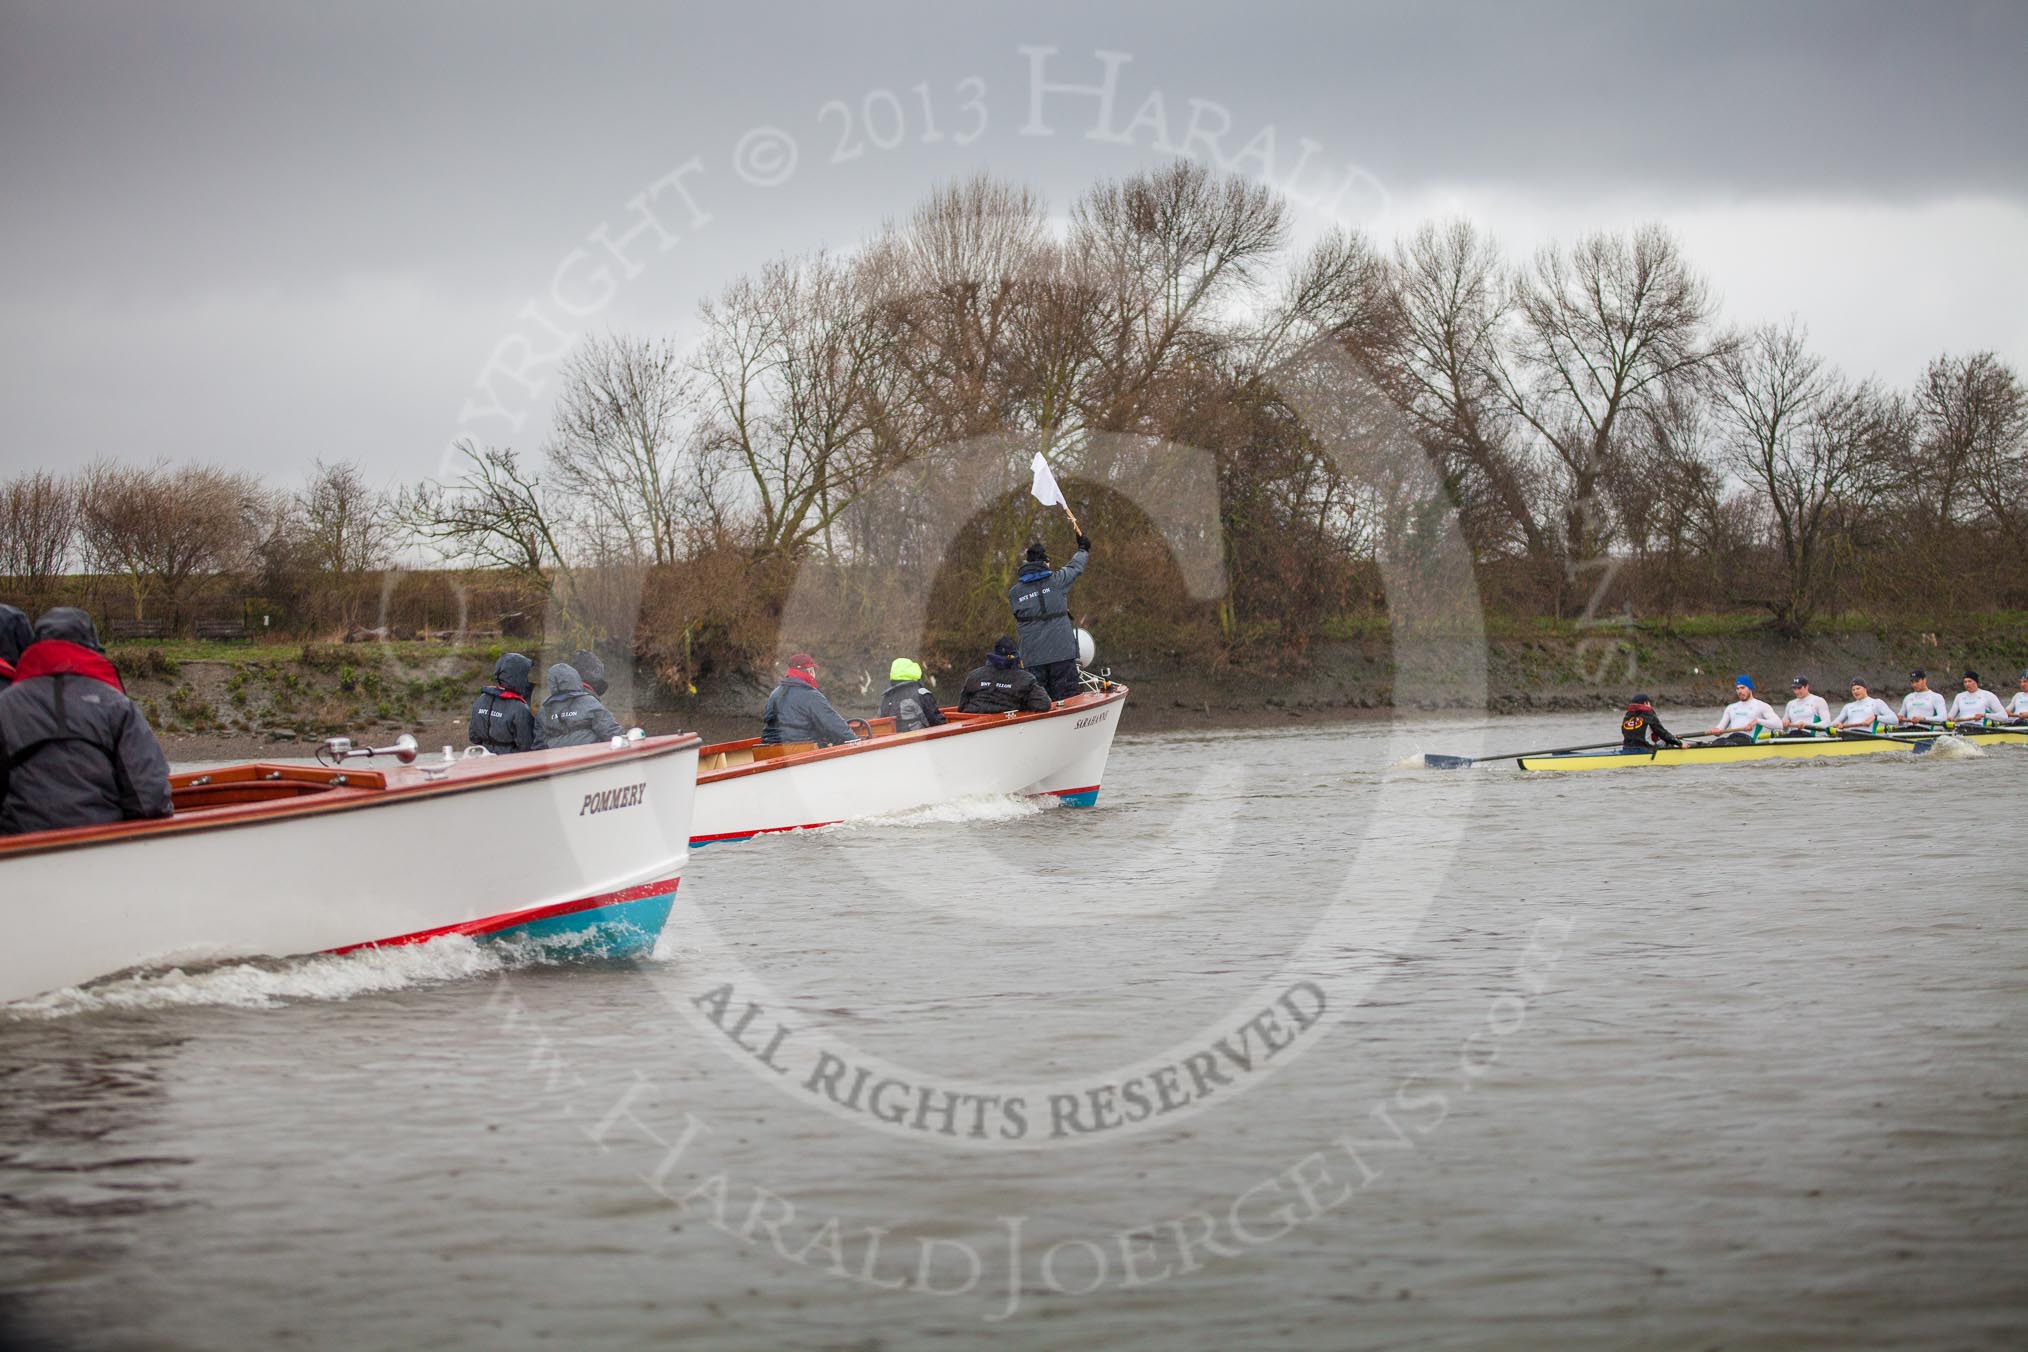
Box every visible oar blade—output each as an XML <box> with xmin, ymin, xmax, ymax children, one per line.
<box><xmin>1421</xmin><ymin>753</ymin><xmax>1475</xmax><ymax>770</ymax></box>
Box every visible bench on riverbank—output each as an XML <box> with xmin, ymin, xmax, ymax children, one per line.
<box><xmin>109</xmin><ymin>619</ymin><xmax>169</xmax><ymax>641</ymax></box>
<box><xmin>194</xmin><ymin>620</ymin><xmax>251</xmax><ymax>641</ymax></box>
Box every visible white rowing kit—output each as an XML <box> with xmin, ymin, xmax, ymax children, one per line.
<box><xmin>1783</xmin><ymin>693</ymin><xmax>1831</xmax><ymax>727</ymax></box>
<box><xmin>1716</xmin><ymin>698</ymin><xmax>1781</xmax><ymax>735</ymax></box>
<box><xmin>1834</xmin><ymin>697</ymin><xmax>1898</xmax><ymax>727</ymax></box>
<box><xmin>2011</xmin><ymin>690</ymin><xmax>2028</xmax><ymax>717</ymax></box>
<box><xmin>1899</xmin><ymin>690</ymin><xmax>1948</xmax><ymax>723</ymax></box>
<box><xmin>1949</xmin><ymin>689</ymin><xmax>2008</xmax><ymax>722</ymax></box>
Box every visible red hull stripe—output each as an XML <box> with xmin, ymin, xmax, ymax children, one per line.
<box><xmin>328</xmin><ymin>875</ymin><xmax>684</xmax><ymax>953</ymax></box>
<box><xmin>692</xmin><ymin>821</ymin><xmax>839</xmax><ymax>844</ymax></box>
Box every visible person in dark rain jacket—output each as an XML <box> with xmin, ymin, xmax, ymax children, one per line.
<box><xmin>1618</xmin><ymin>694</ymin><xmax>1685</xmax><ymax>753</ymax></box>
<box><xmin>0</xmin><ymin>608</ymin><xmax>173</xmax><ymax>835</ymax></box>
<box><xmin>1007</xmin><ymin>537</ymin><xmax>1089</xmax><ymax>701</ymax></box>
<box><xmin>957</xmin><ymin>638</ymin><xmax>1052</xmax><ymax>714</ymax></box>
<box><xmin>468</xmin><ymin>651</ymin><xmax>544</xmax><ymax>754</ymax></box>
<box><xmin>540</xmin><ymin>663</ymin><xmax>625</xmax><ymax>747</ymax></box>
<box><xmin>568</xmin><ymin>648</ymin><xmax>609</xmax><ymax>697</ymax></box>
<box><xmin>760</xmin><ymin>653</ymin><xmax>858</xmax><ymax>747</ymax></box>
<box><xmin>877</xmin><ymin>658</ymin><xmax>946</xmax><ymax>733</ymax></box>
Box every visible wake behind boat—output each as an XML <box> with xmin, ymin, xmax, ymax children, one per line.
<box><xmin>0</xmin><ymin>732</ymin><xmax>701</xmax><ymax>1005</ymax></box>
<box><xmin>689</xmin><ymin>680</ymin><xmax>1126</xmax><ymax>845</ymax></box>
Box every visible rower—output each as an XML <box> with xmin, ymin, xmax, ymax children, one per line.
<box><xmin>1898</xmin><ymin>669</ymin><xmax>1949</xmax><ymax>728</ymax></box>
<box><xmin>1619</xmin><ymin>693</ymin><xmax>1685</xmax><ymax>753</ymax></box>
<box><xmin>1948</xmin><ymin>670</ymin><xmax>2007</xmax><ymax>726</ymax></box>
<box><xmin>1703</xmin><ymin>675</ymin><xmax>1781</xmax><ymax>746</ymax></box>
<box><xmin>1832</xmin><ymin>679</ymin><xmax>1899</xmax><ymax>732</ymax></box>
<box><xmin>1780</xmin><ymin>676</ymin><xmax>1831</xmax><ymax>735</ymax></box>
<box><xmin>2011</xmin><ymin>669</ymin><xmax>2028</xmax><ymax>722</ymax></box>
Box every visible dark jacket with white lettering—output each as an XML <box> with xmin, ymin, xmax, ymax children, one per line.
<box><xmin>1007</xmin><ymin>548</ymin><xmax>1087</xmax><ymax>667</ymax></box>
<box><xmin>468</xmin><ymin>652</ymin><xmax>544</xmax><ymax>753</ymax></box>
<box><xmin>957</xmin><ymin>654</ymin><xmax>1051</xmax><ymax>714</ymax></box>
<box><xmin>0</xmin><ymin>609</ymin><xmax>173</xmax><ymax>836</ymax></box>
<box><xmin>761</xmin><ymin>670</ymin><xmax>856</xmax><ymax>747</ymax></box>
<box><xmin>539</xmin><ymin>663</ymin><xmax>623</xmax><ymax>747</ymax></box>
<box><xmin>877</xmin><ymin>680</ymin><xmax>946</xmax><ymax>732</ymax></box>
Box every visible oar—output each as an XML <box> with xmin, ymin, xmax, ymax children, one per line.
<box><xmin>1421</xmin><ymin>740</ymin><xmax>1625</xmax><ymax>769</ymax></box>
<box><xmin>1831</xmin><ymin>727</ymin><xmax>1904</xmax><ymax>743</ymax></box>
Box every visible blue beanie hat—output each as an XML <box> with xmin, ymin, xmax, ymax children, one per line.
<box><xmin>1733</xmin><ymin>674</ymin><xmax>1754</xmax><ymax>690</ymax></box>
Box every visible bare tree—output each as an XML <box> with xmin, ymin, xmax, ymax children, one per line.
<box><xmin>1251</xmin><ymin>225</ymin><xmax>1394</xmax><ymax>373</ymax></box>
<box><xmin>1912</xmin><ymin>351</ymin><xmax>2026</xmax><ymax>548</ymax></box>
<box><xmin>547</xmin><ymin>333</ymin><xmax>704</xmax><ymax>567</ymax></box>
<box><xmin>1071</xmin><ymin>160</ymin><xmax>1288</xmax><ymax>434</ymax></box>
<box><xmin>299</xmin><ymin>459</ymin><xmax>395</xmax><ymax>575</ymax></box>
<box><xmin>696</xmin><ymin>251</ymin><xmax>915</xmax><ymax>560</ymax></box>
<box><xmin>0</xmin><ymin>470</ymin><xmax>81</xmax><ymax>603</ymax></box>
<box><xmin>877</xmin><ymin>175</ymin><xmax>1052</xmax><ymax>440</ymax></box>
<box><xmin>396</xmin><ymin>441</ymin><xmax>564</xmax><ymax>582</ymax></box>
<box><xmin>1492</xmin><ymin>225</ymin><xmax>1723</xmax><ymax>608</ymax></box>
<box><xmin>1619</xmin><ymin>384</ymin><xmax>1737</xmax><ymax>623</ymax></box>
<box><xmin>1380</xmin><ymin>219</ymin><xmax>1550</xmax><ymax>568</ymax></box>
<box><xmin>1713</xmin><ymin>321</ymin><xmax>1889</xmax><ymax>635</ymax></box>
<box><xmin>77</xmin><ymin>461</ymin><xmax>265</xmax><ymax>623</ymax></box>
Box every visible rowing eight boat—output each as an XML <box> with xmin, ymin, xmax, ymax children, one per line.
<box><xmin>1516</xmin><ymin>729</ymin><xmax>2028</xmax><ymax>772</ymax></box>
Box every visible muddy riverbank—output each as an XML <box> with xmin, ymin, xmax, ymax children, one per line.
<box><xmin>131</xmin><ymin>621</ymin><xmax>2027</xmax><ymax>763</ymax></box>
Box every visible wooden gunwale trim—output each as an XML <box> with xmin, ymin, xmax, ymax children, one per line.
<box><xmin>696</xmin><ymin>684</ymin><xmax>1127</xmax><ymax>786</ymax></box>
<box><xmin>0</xmin><ymin>733</ymin><xmax>702</xmax><ymax>861</ymax></box>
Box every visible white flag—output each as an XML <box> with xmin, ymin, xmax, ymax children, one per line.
<box><xmin>1030</xmin><ymin>452</ymin><xmax>1067</xmax><ymax>509</ymax></box>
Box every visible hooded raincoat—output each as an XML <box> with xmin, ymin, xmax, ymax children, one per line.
<box><xmin>0</xmin><ymin>608</ymin><xmax>173</xmax><ymax>835</ymax></box>
<box><xmin>468</xmin><ymin>652</ymin><xmax>544</xmax><ymax>754</ymax></box>
<box><xmin>539</xmin><ymin>663</ymin><xmax>624</xmax><ymax>747</ymax></box>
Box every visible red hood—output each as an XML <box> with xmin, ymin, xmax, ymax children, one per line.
<box><xmin>12</xmin><ymin>640</ymin><xmax>125</xmax><ymax>693</ymax></box>
<box><xmin>784</xmin><ymin>667</ymin><xmax>820</xmax><ymax>691</ymax></box>
<box><xmin>1626</xmin><ymin>701</ymin><xmax>1654</xmax><ymax>712</ymax></box>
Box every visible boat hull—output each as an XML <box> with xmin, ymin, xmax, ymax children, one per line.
<box><xmin>1517</xmin><ymin>730</ymin><xmax>2027</xmax><ymax>772</ymax></box>
<box><xmin>0</xmin><ymin>735</ymin><xmax>701</xmax><ymax>1004</ymax></box>
<box><xmin>691</xmin><ymin>684</ymin><xmax>1126</xmax><ymax>845</ymax></box>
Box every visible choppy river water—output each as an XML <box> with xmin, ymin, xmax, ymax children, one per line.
<box><xmin>2</xmin><ymin>713</ymin><xmax>2024</xmax><ymax>1350</ymax></box>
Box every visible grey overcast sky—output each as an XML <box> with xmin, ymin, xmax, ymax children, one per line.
<box><xmin>2</xmin><ymin>0</ymin><xmax>2024</xmax><ymax>487</ymax></box>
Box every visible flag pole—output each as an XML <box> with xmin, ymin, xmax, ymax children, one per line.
<box><xmin>1031</xmin><ymin>451</ymin><xmax>1082</xmax><ymax>538</ymax></box>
